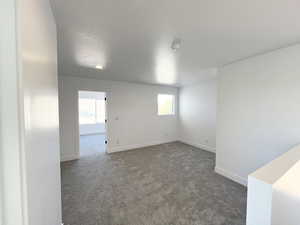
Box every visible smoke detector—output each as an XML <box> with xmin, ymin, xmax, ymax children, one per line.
<box><xmin>171</xmin><ymin>38</ymin><xmax>182</xmax><ymax>51</ymax></box>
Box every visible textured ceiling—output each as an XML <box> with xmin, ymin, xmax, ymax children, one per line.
<box><xmin>51</xmin><ymin>0</ymin><xmax>300</xmax><ymax>86</ymax></box>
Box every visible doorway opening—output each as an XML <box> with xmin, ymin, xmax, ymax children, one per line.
<box><xmin>78</xmin><ymin>91</ymin><xmax>107</xmax><ymax>157</ymax></box>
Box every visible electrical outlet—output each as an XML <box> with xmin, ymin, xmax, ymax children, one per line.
<box><xmin>205</xmin><ymin>139</ymin><xmax>209</xmax><ymax>144</ymax></box>
<box><xmin>116</xmin><ymin>139</ymin><xmax>119</xmax><ymax>144</ymax></box>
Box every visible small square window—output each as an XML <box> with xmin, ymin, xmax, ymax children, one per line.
<box><xmin>157</xmin><ymin>94</ymin><xmax>175</xmax><ymax>116</ymax></box>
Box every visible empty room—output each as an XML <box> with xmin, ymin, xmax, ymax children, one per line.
<box><xmin>1</xmin><ymin>0</ymin><xmax>300</xmax><ymax>225</ymax></box>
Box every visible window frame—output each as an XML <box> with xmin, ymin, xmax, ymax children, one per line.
<box><xmin>157</xmin><ymin>94</ymin><xmax>176</xmax><ymax>116</ymax></box>
<box><xmin>79</xmin><ymin>98</ymin><xmax>105</xmax><ymax>125</ymax></box>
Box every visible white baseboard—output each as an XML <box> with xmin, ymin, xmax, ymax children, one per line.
<box><xmin>108</xmin><ymin>139</ymin><xmax>177</xmax><ymax>154</ymax></box>
<box><xmin>215</xmin><ymin>166</ymin><xmax>247</xmax><ymax>186</ymax></box>
<box><xmin>60</xmin><ymin>154</ymin><xmax>78</xmax><ymax>162</ymax></box>
<box><xmin>61</xmin><ymin>140</ymin><xmax>177</xmax><ymax>160</ymax></box>
<box><xmin>179</xmin><ymin>139</ymin><xmax>216</xmax><ymax>153</ymax></box>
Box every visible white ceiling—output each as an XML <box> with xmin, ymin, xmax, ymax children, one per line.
<box><xmin>51</xmin><ymin>0</ymin><xmax>300</xmax><ymax>86</ymax></box>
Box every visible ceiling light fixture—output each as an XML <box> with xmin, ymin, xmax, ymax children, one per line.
<box><xmin>171</xmin><ymin>38</ymin><xmax>182</xmax><ymax>51</ymax></box>
<box><xmin>95</xmin><ymin>65</ymin><xmax>104</xmax><ymax>70</ymax></box>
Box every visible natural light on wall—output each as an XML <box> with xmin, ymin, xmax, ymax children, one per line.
<box><xmin>155</xmin><ymin>47</ymin><xmax>177</xmax><ymax>85</ymax></box>
<box><xmin>157</xmin><ymin>94</ymin><xmax>175</xmax><ymax>115</ymax></box>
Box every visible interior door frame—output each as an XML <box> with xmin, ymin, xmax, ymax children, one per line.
<box><xmin>76</xmin><ymin>89</ymin><xmax>109</xmax><ymax>157</ymax></box>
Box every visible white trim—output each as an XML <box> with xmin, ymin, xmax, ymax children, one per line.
<box><xmin>60</xmin><ymin>140</ymin><xmax>176</xmax><ymax>161</ymax></box>
<box><xmin>215</xmin><ymin>166</ymin><xmax>248</xmax><ymax>186</ymax></box>
<box><xmin>60</xmin><ymin>154</ymin><xmax>79</xmax><ymax>162</ymax></box>
<box><xmin>179</xmin><ymin>139</ymin><xmax>216</xmax><ymax>153</ymax></box>
<box><xmin>76</xmin><ymin>90</ymin><xmax>109</xmax><ymax>157</ymax></box>
<box><xmin>108</xmin><ymin>140</ymin><xmax>177</xmax><ymax>154</ymax></box>
<box><xmin>157</xmin><ymin>94</ymin><xmax>176</xmax><ymax>116</ymax></box>
<box><xmin>1</xmin><ymin>0</ymin><xmax>28</xmax><ymax>223</ymax></box>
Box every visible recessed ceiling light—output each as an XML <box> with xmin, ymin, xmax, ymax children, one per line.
<box><xmin>95</xmin><ymin>65</ymin><xmax>104</xmax><ymax>70</ymax></box>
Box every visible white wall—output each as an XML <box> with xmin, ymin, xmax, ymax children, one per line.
<box><xmin>79</xmin><ymin>90</ymin><xmax>105</xmax><ymax>99</ymax></box>
<box><xmin>216</xmin><ymin>44</ymin><xmax>300</xmax><ymax>186</ymax></box>
<box><xmin>19</xmin><ymin>0</ymin><xmax>62</xmax><ymax>224</ymax></box>
<box><xmin>179</xmin><ymin>79</ymin><xmax>217</xmax><ymax>152</ymax></box>
<box><xmin>1</xmin><ymin>0</ymin><xmax>61</xmax><ymax>224</ymax></box>
<box><xmin>59</xmin><ymin>76</ymin><xmax>178</xmax><ymax>161</ymax></box>
<box><xmin>0</xmin><ymin>0</ymin><xmax>24</xmax><ymax>224</ymax></box>
<box><xmin>272</xmin><ymin>157</ymin><xmax>300</xmax><ymax>225</ymax></box>
<box><xmin>246</xmin><ymin>144</ymin><xmax>300</xmax><ymax>225</ymax></box>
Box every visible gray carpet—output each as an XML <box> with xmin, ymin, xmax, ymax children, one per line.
<box><xmin>80</xmin><ymin>134</ymin><xmax>106</xmax><ymax>157</ymax></box>
<box><xmin>61</xmin><ymin>142</ymin><xmax>247</xmax><ymax>225</ymax></box>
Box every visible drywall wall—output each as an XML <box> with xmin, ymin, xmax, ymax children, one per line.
<box><xmin>1</xmin><ymin>0</ymin><xmax>62</xmax><ymax>224</ymax></box>
<box><xmin>0</xmin><ymin>0</ymin><xmax>24</xmax><ymax>224</ymax></box>
<box><xmin>79</xmin><ymin>90</ymin><xmax>105</xmax><ymax>99</ymax></box>
<box><xmin>19</xmin><ymin>0</ymin><xmax>62</xmax><ymax>224</ymax></box>
<box><xmin>59</xmin><ymin>76</ymin><xmax>178</xmax><ymax>161</ymax></box>
<box><xmin>216</xmin><ymin>44</ymin><xmax>300</xmax><ymax>186</ymax></box>
<box><xmin>179</xmin><ymin>79</ymin><xmax>217</xmax><ymax>152</ymax></box>
<box><xmin>272</xmin><ymin>155</ymin><xmax>300</xmax><ymax>225</ymax></box>
<box><xmin>247</xmin><ymin>144</ymin><xmax>300</xmax><ymax>225</ymax></box>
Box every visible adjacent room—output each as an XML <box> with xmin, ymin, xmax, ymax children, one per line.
<box><xmin>2</xmin><ymin>0</ymin><xmax>300</xmax><ymax>225</ymax></box>
<box><xmin>78</xmin><ymin>91</ymin><xmax>107</xmax><ymax>157</ymax></box>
